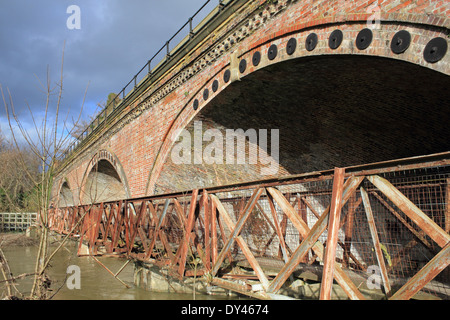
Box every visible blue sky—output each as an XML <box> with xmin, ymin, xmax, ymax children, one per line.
<box><xmin>0</xmin><ymin>0</ymin><xmax>215</xmax><ymax>145</ymax></box>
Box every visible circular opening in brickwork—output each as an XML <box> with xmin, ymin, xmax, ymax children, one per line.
<box><xmin>329</xmin><ymin>29</ymin><xmax>343</xmax><ymax>49</ymax></box>
<box><xmin>212</xmin><ymin>80</ymin><xmax>219</xmax><ymax>93</ymax></box>
<box><xmin>305</xmin><ymin>33</ymin><xmax>318</xmax><ymax>52</ymax></box>
<box><xmin>268</xmin><ymin>44</ymin><xmax>278</xmax><ymax>60</ymax></box>
<box><xmin>239</xmin><ymin>59</ymin><xmax>247</xmax><ymax>73</ymax></box>
<box><xmin>223</xmin><ymin>69</ymin><xmax>231</xmax><ymax>83</ymax></box>
<box><xmin>424</xmin><ymin>37</ymin><xmax>448</xmax><ymax>63</ymax></box>
<box><xmin>286</xmin><ymin>38</ymin><xmax>297</xmax><ymax>55</ymax></box>
<box><xmin>253</xmin><ymin>51</ymin><xmax>261</xmax><ymax>66</ymax></box>
<box><xmin>356</xmin><ymin>28</ymin><xmax>373</xmax><ymax>50</ymax></box>
<box><xmin>391</xmin><ymin>30</ymin><xmax>411</xmax><ymax>54</ymax></box>
<box><xmin>203</xmin><ymin>89</ymin><xmax>209</xmax><ymax>101</ymax></box>
<box><xmin>193</xmin><ymin>99</ymin><xmax>199</xmax><ymax>110</ymax></box>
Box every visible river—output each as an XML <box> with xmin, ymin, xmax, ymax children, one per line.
<box><xmin>0</xmin><ymin>233</ymin><xmax>231</xmax><ymax>300</ymax></box>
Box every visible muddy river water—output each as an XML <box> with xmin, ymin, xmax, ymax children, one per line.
<box><xmin>1</xmin><ymin>235</ymin><xmax>227</xmax><ymax>300</ymax></box>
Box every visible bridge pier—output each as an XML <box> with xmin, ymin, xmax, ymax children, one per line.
<box><xmin>133</xmin><ymin>261</ymin><xmax>235</xmax><ymax>297</ymax></box>
<box><xmin>132</xmin><ymin>260</ymin><xmax>392</xmax><ymax>299</ymax></box>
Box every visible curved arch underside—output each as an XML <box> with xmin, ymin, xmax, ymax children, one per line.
<box><xmin>155</xmin><ymin>54</ymin><xmax>450</xmax><ymax>194</ymax></box>
<box><xmin>82</xmin><ymin>159</ymin><xmax>127</xmax><ymax>204</ymax></box>
<box><xmin>58</xmin><ymin>181</ymin><xmax>74</xmax><ymax>207</ymax></box>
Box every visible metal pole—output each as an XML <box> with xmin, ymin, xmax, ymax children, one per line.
<box><xmin>361</xmin><ymin>187</ymin><xmax>392</xmax><ymax>297</ymax></box>
<box><xmin>320</xmin><ymin>167</ymin><xmax>345</xmax><ymax>300</ymax></box>
<box><xmin>166</xmin><ymin>41</ymin><xmax>170</xmax><ymax>59</ymax></box>
<box><xmin>189</xmin><ymin>17</ymin><xmax>194</xmax><ymax>38</ymax></box>
<box><xmin>445</xmin><ymin>178</ymin><xmax>450</xmax><ymax>233</ymax></box>
<box><xmin>91</xmin><ymin>255</ymin><xmax>130</xmax><ymax>289</ymax></box>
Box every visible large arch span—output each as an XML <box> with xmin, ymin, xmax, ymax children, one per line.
<box><xmin>153</xmin><ymin>54</ymin><xmax>450</xmax><ymax>194</ymax></box>
<box><xmin>148</xmin><ymin>21</ymin><xmax>450</xmax><ymax>195</ymax></box>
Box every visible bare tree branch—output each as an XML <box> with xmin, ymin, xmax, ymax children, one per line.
<box><xmin>1</xmin><ymin>43</ymin><xmax>89</xmax><ymax>299</ymax></box>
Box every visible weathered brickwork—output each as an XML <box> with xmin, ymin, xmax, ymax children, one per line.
<box><xmin>53</xmin><ymin>0</ymin><xmax>450</xmax><ymax>205</ymax></box>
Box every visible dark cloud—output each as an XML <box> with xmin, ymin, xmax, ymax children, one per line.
<box><xmin>0</xmin><ymin>0</ymin><xmax>211</xmax><ymax>140</ymax></box>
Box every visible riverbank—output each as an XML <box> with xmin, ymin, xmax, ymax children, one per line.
<box><xmin>0</xmin><ymin>231</ymin><xmax>39</xmax><ymax>247</ymax></box>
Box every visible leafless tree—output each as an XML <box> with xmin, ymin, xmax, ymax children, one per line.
<box><xmin>0</xmin><ymin>131</ymin><xmax>40</xmax><ymax>213</ymax></box>
<box><xmin>1</xmin><ymin>42</ymin><xmax>90</xmax><ymax>299</ymax></box>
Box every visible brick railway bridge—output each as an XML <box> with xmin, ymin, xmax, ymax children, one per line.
<box><xmin>48</xmin><ymin>0</ymin><xmax>450</xmax><ymax>300</ymax></box>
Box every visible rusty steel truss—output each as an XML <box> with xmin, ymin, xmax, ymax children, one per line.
<box><xmin>48</xmin><ymin>153</ymin><xmax>450</xmax><ymax>300</ymax></box>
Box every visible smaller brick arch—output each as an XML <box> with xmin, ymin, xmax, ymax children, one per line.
<box><xmin>55</xmin><ymin>179</ymin><xmax>75</xmax><ymax>208</ymax></box>
<box><xmin>80</xmin><ymin>149</ymin><xmax>130</xmax><ymax>204</ymax></box>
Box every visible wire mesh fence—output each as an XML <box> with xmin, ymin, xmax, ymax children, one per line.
<box><xmin>48</xmin><ymin>158</ymin><xmax>450</xmax><ymax>300</ymax></box>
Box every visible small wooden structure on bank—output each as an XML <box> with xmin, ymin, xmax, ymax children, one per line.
<box><xmin>0</xmin><ymin>213</ymin><xmax>37</xmax><ymax>232</ymax></box>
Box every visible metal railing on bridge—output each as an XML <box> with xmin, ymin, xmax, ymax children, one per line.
<box><xmin>62</xmin><ymin>0</ymin><xmax>238</xmax><ymax>163</ymax></box>
<box><xmin>48</xmin><ymin>153</ymin><xmax>450</xmax><ymax>300</ymax></box>
<box><xmin>0</xmin><ymin>213</ymin><xmax>38</xmax><ymax>232</ymax></box>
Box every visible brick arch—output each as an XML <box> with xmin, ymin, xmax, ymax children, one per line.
<box><xmin>54</xmin><ymin>178</ymin><xmax>75</xmax><ymax>208</ymax></box>
<box><xmin>146</xmin><ymin>16</ymin><xmax>449</xmax><ymax>195</ymax></box>
<box><xmin>80</xmin><ymin>149</ymin><xmax>130</xmax><ymax>204</ymax></box>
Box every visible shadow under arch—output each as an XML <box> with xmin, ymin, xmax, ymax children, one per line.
<box><xmin>80</xmin><ymin>150</ymin><xmax>130</xmax><ymax>205</ymax></box>
<box><xmin>146</xmin><ymin>20</ymin><xmax>450</xmax><ymax>195</ymax></box>
<box><xmin>150</xmin><ymin>53</ymin><xmax>450</xmax><ymax>194</ymax></box>
<box><xmin>57</xmin><ymin>180</ymin><xmax>75</xmax><ymax>207</ymax></box>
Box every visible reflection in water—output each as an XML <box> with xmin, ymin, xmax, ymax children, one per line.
<box><xmin>1</xmin><ymin>240</ymin><xmax>227</xmax><ymax>300</ymax></box>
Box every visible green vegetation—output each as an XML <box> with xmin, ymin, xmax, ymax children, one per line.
<box><xmin>0</xmin><ymin>130</ymin><xmax>40</xmax><ymax>213</ymax></box>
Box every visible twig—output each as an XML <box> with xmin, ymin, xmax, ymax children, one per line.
<box><xmin>0</xmin><ymin>247</ymin><xmax>13</xmax><ymax>296</ymax></box>
<box><xmin>1</xmin><ymin>40</ymin><xmax>91</xmax><ymax>299</ymax></box>
<box><xmin>39</xmin><ymin>208</ymin><xmax>90</xmax><ymax>275</ymax></box>
<box><xmin>114</xmin><ymin>259</ymin><xmax>131</xmax><ymax>278</ymax></box>
<box><xmin>91</xmin><ymin>255</ymin><xmax>130</xmax><ymax>289</ymax></box>
<box><xmin>0</xmin><ymin>272</ymin><xmax>37</xmax><ymax>284</ymax></box>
